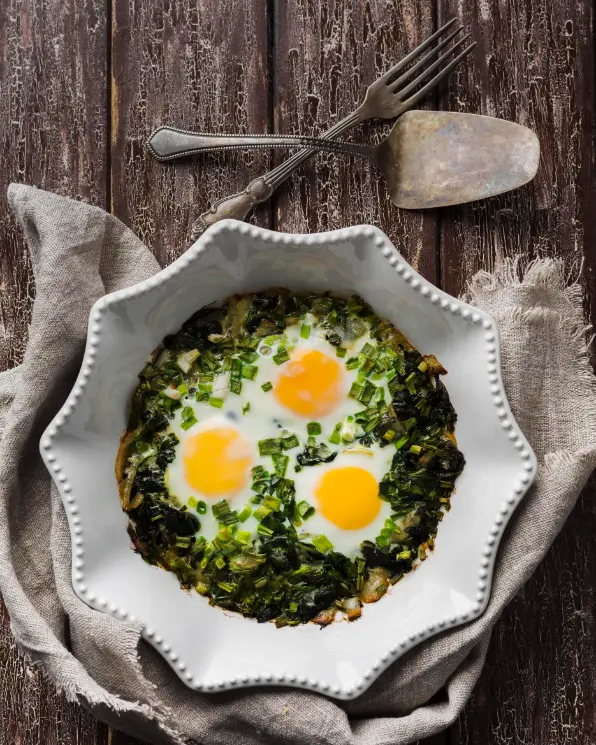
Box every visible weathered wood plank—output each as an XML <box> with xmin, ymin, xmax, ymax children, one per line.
<box><xmin>272</xmin><ymin>0</ymin><xmax>438</xmax><ymax>283</ymax></box>
<box><xmin>110</xmin><ymin>0</ymin><xmax>272</xmax><ymax>266</ymax></box>
<box><xmin>453</xmin><ymin>479</ymin><xmax>596</xmax><ymax>745</ymax></box>
<box><xmin>108</xmin><ymin>4</ymin><xmax>270</xmax><ymax>737</ymax></box>
<box><xmin>0</xmin><ymin>598</ymin><xmax>109</xmax><ymax>745</ymax></box>
<box><xmin>0</xmin><ymin>0</ymin><xmax>109</xmax><ymax>372</ymax></box>
<box><xmin>0</xmin><ymin>0</ymin><xmax>109</xmax><ymax>743</ymax></box>
<box><xmin>436</xmin><ymin>1</ymin><xmax>596</xmax><ymax>744</ymax></box>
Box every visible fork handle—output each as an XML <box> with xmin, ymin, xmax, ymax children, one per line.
<box><xmin>192</xmin><ymin>177</ymin><xmax>274</xmax><ymax>238</ymax></box>
<box><xmin>148</xmin><ymin>126</ymin><xmax>370</xmax><ymax>160</ymax></box>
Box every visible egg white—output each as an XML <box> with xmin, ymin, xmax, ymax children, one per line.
<box><xmin>164</xmin><ymin>324</ymin><xmax>396</xmax><ymax>556</ymax></box>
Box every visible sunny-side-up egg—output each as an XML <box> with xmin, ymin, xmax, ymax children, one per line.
<box><xmin>292</xmin><ymin>451</ymin><xmax>393</xmax><ymax>557</ymax></box>
<box><xmin>164</xmin><ymin>318</ymin><xmax>396</xmax><ymax>558</ymax></box>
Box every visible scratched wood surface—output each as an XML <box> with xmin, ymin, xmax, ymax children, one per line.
<box><xmin>437</xmin><ymin>3</ymin><xmax>596</xmax><ymax>744</ymax></box>
<box><xmin>1</xmin><ymin>1</ymin><xmax>595</xmax><ymax>744</ymax></box>
<box><xmin>0</xmin><ymin>0</ymin><xmax>110</xmax><ymax>743</ymax></box>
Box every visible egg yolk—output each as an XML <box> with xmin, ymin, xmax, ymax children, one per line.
<box><xmin>183</xmin><ymin>427</ymin><xmax>251</xmax><ymax>498</ymax></box>
<box><xmin>274</xmin><ymin>348</ymin><xmax>343</xmax><ymax>417</ymax></box>
<box><xmin>315</xmin><ymin>467</ymin><xmax>381</xmax><ymax>530</ymax></box>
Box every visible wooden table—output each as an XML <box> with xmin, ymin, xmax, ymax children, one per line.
<box><xmin>1</xmin><ymin>1</ymin><xmax>595</xmax><ymax>744</ymax></box>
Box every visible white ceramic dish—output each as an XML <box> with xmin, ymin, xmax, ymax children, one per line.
<box><xmin>40</xmin><ymin>220</ymin><xmax>536</xmax><ymax>699</ymax></box>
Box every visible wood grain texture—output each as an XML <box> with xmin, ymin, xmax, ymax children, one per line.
<box><xmin>0</xmin><ymin>0</ymin><xmax>108</xmax><ymax>372</ymax></box>
<box><xmin>0</xmin><ymin>600</ymin><xmax>109</xmax><ymax>745</ymax></box>
<box><xmin>436</xmin><ymin>1</ymin><xmax>596</xmax><ymax>743</ymax></box>
<box><xmin>0</xmin><ymin>0</ymin><xmax>109</xmax><ymax>743</ymax></box>
<box><xmin>272</xmin><ymin>0</ymin><xmax>439</xmax><ymax>283</ymax></box>
<box><xmin>110</xmin><ymin>0</ymin><xmax>271</xmax><ymax>265</ymax></box>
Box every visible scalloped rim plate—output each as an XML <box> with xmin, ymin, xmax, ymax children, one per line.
<box><xmin>40</xmin><ymin>220</ymin><xmax>536</xmax><ymax>699</ymax></box>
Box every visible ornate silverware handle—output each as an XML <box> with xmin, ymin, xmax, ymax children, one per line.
<box><xmin>148</xmin><ymin>126</ymin><xmax>370</xmax><ymax>161</ymax></box>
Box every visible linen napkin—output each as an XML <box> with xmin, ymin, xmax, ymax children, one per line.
<box><xmin>1</xmin><ymin>183</ymin><xmax>595</xmax><ymax>745</ymax></box>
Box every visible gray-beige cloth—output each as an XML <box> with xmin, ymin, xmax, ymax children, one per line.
<box><xmin>1</xmin><ymin>184</ymin><xmax>595</xmax><ymax>745</ymax></box>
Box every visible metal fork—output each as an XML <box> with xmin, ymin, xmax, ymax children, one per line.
<box><xmin>188</xmin><ymin>20</ymin><xmax>475</xmax><ymax>241</ymax></box>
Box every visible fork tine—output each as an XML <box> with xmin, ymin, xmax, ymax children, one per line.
<box><xmin>402</xmin><ymin>42</ymin><xmax>477</xmax><ymax>108</ymax></box>
<box><xmin>378</xmin><ymin>19</ymin><xmax>457</xmax><ymax>82</ymax></box>
<box><xmin>393</xmin><ymin>34</ymin><xmax>472</xmax><ymax>97</ymax></box>
<box><xmin>385</xmin><ymin>26</ymin><xmax>464</xmax><ymax>88</ymax></box>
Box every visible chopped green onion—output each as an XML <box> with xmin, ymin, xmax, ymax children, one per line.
<box><xmin>348</xmin><ymin>382</ymin><xmax>363</xmax><ymax>400</ymax></box>
<box><xmin>273</xmin><ymin>348</ymin><xmax>290</xmax><ymax>365</ymax></box>
<box><xmin>358</xmin><ymin>381</ymin><xmax>376</xmax><ymax>405</ymax></box>
<box><xmin>272</xmin><ymin>453</ymin><xmax>289</xmax><ymax>477</ymax></box>
<box><xmin>418</xmin><ymin>360</ymin><xmax>429</xmax><ymax>372</ymax></box>
<box><xmin>209</xmin><ymin>397</ymin><xmax>224</xmax><ymax>408</ymax></box>
<box><xmin>188</xmin><ymin>496</ymin><xmax>198</xmax><ymax>509</ymax></box>
<box><xmin>307</xmin><ymin>436</ymin><xmax>316</xmax><ymax>447</ymax></box>
<box><xmin>242</xmin><ymin>402</ymin><xmax>251</xmax><ymax>415</ymax></box>
<box><xmin>177</xmin><ymin>349</ymin><xmax>200</xmax><ymax>373</ymax></box>
<box><xmin>212</xmin><ymin>499</ymin><xmax>231</xmax><ymax>519</ymax></box>
<box><xmin>175</xmin><ymin>536</ymin><xmax>191</xmax><ymax>548</ymax></box>
<box><xmin>181</xmin><ymin>405</ymin><xmax>198</xmax><ymax>430</ymax></box>
<box><xmin>240</xmin><ymin>350</ymin><xmax>259</xmax><ymax>364</ymax></box>
<box><xmin>393</xmin><ymin>435</ymin><xmax>409</xmax><ymax>451</ymax></box>
<box><xmin>197</xmin><ymin>500</ymin><xmax>207</xmax><ymax>514</ymax></box>
<box><xmin>214</xmin><ymin>555</ymin><xmax>227</xmax><ymax>569</ymax></box>
<box><xmin>383</xmin><ymin>429</ymin><xmax>396</xmax><ymax>442</ymax></box>
<box><xmin>297</xmin><ymin>500</ymin><xmax>315</xmax><ymax>520</ymax></box>
<box><xmin>328</xmin><ymin>423</ymin><xmax>341</xmax><ymax>445</ymax></box>
<box><xmin>281</xmin><ymin>433</ymin><xmax>300</xmax><ymax>450</ymax></box>
<box><xmin>261</xmin><ymin>381</ymin><xmax>273</xmax><ymax>392</ymax></box>
<box><xmin>375</xmin><ymin>535</ymin><xmax>390</xmax><ymax>547</ymax></box>
<box><xmin>241</xmin><ymin>364</ymin><xmax>258</xmax><ymax>380</ymax></box>
<box><xmin>195</xmin><ymin>581</ymin><xmax>210</xmax><ymax>596</ymax></box>
<box><xmin>403</xmin><ymin>417</ymin><xmax>417</xmax><ymax>431</ymax></box>
<box><xmin>263</xmin><ymin>495</ymin><xmax>282</xmax><ymax>511</ymax></box>
<box><xmin>289</xmin><ymin>601</ymin><xmax>298</xmax><ymax>613</ymax></box>
<box><xmin>405</xmin><ymin>372</ymin><xmax>417</xmax><ymax>394</ymax></box>
<box><xmin>255</xmin><ymin>505</ymin><xmax>272</xmax><ymax>521</ymax></box>
<box><xmin>336</xmin><ymin>346</ymin><xmax>347</xmax><ymax>358</ymax></box>
<box><xmin>258</xmin><ymin>438</ymin><xmax>282</xmax><ymax>456</ymax></box>
<box><xmin>217</xmin><ymin>526</ymin><xmax>234</xmax><ymax>542</ymax></box>
<box><xmin>300</xmin><ymin>323</ymin><xmax>311</xmax><ymax>339</ymax></box>
<box><xmin>218</xmin><ymin>582</ymin><xmax>234</xmax><ymax>593</ymax></box>
<box><xmin>254</xmin><ymin>576</ymin><xmax>268</xmax><ymax>588</ymax></box>
<box><xmin>398</xmin><ymin>550</ymin><xmax>412</xmax><ymax>560</ymax></box>
<box><xmin>345</xmin><ymin>357</ymin><xmax>360</xmax><ymax>370</ymax></box>
<box><xmin>356</xmin><ymin>557</ymin><xmax>366</xmax><ymax>591</ymax></box>
<box><xmin>409</xmin><ymin>444</ymin><xmax>422</xmax><ymax>455</ymax></box>
<box><xmin>361</xmin><ymin>342</ymin><xmax>375</xmax><ymax>357</ymax></box>
<box><xmin>312</xmin><ymin>535</ymin><xmax>333</xmax><ymax>553</ymax></box>
<box><xmin>307</xmin><ymin>422</ymin><xmax>322</xmax><ymax>436</ymax></box>
<box><xmin>230</xmin><ymin>378</ymin><xmax>242</xmax><ymax>395</ymax></box>
<box><xmin>235</xmin><ymin>530</ymin><xmax>251</xmax><ymax>545</ymax></box>
<box><xmin>256</xmin><ymin>524</ymin><xmax>274</xmax><ymax>536</ymax></box>
<box><xmin>237</xmin><ymin>505</ymin><xmax>252</xmax><ymax>522</ymax></box>
<box><xmin>177</xmin><ymin>382</ymin><xmax>189</xmax><ymax>395</ymax></box>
